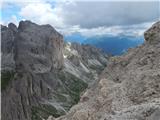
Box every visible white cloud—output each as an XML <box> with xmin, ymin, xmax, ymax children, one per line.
<box><xmin>19</xmin><ymin>3</ymin><xmax>65</xmax><ymax>28</ymax></box>
<box><xmin>59</xmin><ymin>21</ymin><xmax>154</xmax><ymax>37</ymax></box>
<box><xmin>10</xmin><ymin>15</ymin><xmax>19</xmax><ymax>26</ymax></box>
<box><xmin>2</xmin><ymin>0</ymin><xmax>159</xmax><ymax>37</ymax></box>
<box><xmin>58</xmin><ymin>1</ymin><xmax>159</xmax><ymax>28</ymax></box>
<box><xmin>0</xmin><ymin>15</ymin><xmax>19</xmax><ymax>26</ymax></box>
<box><xmin>0</xmin><ymin>20</ymin><xmax>4</xmax><ymax>25</ymax></box>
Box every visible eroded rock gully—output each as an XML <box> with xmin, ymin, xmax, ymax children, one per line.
<box><xmin>49</xmin><ymin>22</ymin><xmax>160</xmax><ymax>120</ymax></box>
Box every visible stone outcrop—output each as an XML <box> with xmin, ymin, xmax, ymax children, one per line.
<box><xmin>1</xmin><ymin>20</ymin><xmax>64</xmax><ymax>120</ymax></box>
<box><xmin>144</xmin><ymin>21</ymin><xmax>160</xmax><ymax>44</ymax></box>
<box><xmin>15</xmin><ymin>21</ymin><xmax>64</xmax><ymax>73</ymax></box>
<box><xmin>1</xmin><ymin>24</ymin><xmax>16</xmax><ymax>71</ymax></box>
<box><xmin>1</xmin><ymin>21</ymin><xmax>108</xmax><ymax>120</ymax></box>
<box><xmin>50</xmin><ymin>21</ymin><xmax>160</xmax><ymax>120</ymax></box>
<box><xmin>63</xmin><ymin>42</ymin><xmax>108</xmax><ymax>85</ymax></box>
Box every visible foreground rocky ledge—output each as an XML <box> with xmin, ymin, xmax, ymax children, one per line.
<box><xmin>49</xmin><ymin>22</ymin><xmax>160</xmax><ymax>120</ymax></box>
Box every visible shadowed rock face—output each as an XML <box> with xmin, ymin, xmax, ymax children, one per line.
<box><xmin>1</xmin><ymin>20</ymin><xmax>64</xmax><ymax>120</ymax></box>
<box><xmin>15</xmin><ymin>21</ymin><xmax>64</xmax><ymax>73</ymax></box>
<box><xmin>50</xmin><ymin>21</ymin><xmax>160</xmax><ymax>120</ymax></box>
<box><xmin>1</xmin><ymin>24</ymin><xmax>16</xmax><ymax>71</ymax></box>
<box><xmin>1</xmin><ymin>21</ymin><xmax>108</xmax><ymax>120</ymax></box>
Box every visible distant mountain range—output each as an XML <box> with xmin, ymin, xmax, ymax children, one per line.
<box><xmin>65</xmin><ymin>34</ymin><xmax>144</xmax><ymax>55</ymax></box>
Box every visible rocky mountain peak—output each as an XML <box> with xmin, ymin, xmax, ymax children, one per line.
<box><xmin>15</xmin><ymin>20</ymin><xmax>64</xmax><ymax>73</ymax></box>
<box><xmin>18</xmin><ymin>20</ymin><xmax>58</xmax><ymax>34</ymax></box>
<box><xmin>1</xmin><ymin>21</ymin><xmax>108</xmax><ymax>120</ymax></box>
<box><xmin>8</xmin><ymin>23</ymin><xmax>18</xmax><ymax>33</ymax></box>
<box><xmin>144</xmin><ymin>21</ymin><xmax>160</xmax><ymax>44</ymax></box>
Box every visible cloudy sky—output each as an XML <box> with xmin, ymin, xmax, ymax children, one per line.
<box><xmin>1</xmin><ymin>0</ymin><xmax>160</xmax><ymax>37</ymax></box>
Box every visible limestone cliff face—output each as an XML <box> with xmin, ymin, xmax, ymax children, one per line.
<box><xmin>15</xmin><ymin>21</ymin><xmax>64</xmax><ymax>73</ymax></box>
<box><xmin>50</xmin><ymin>21</ymin><xmax>160</xmax><ymax>120</ymax></box>
<box><xmin>2</xmin><ymin>20</ymin><xmax>64</xmax><ymax>120</ymax></box>
<box><xmin>1</xmin><ymin>23</ymin><xmax>17</xmax><ymax>71</ymax></box>
<box><xmin>1</xmin><ymin>21</ymin><xmax>108</xmax><ymax>120</ymax></box>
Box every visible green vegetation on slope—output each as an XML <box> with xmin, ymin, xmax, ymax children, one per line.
<box><xmin>58</xmin><ymin>71</ymin><xmax>88</xmax><ymax>104</ymax></box>
<box><xmin>31</xmin><ymin>104</ymin><xmax>65</xmax><ymax>120</ymax></box>
<box><xmin>31</xmin><ymin>71</ymin><xmax>88</xmax><ymax>120</ymax></box>
<box><xmin>1</xmin><ymin>71</ymin><xmax>14</xmax><ymax>90</ymax></box>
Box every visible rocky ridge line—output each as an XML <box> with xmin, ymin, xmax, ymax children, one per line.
<box><xmin>49</xmin><ymin>21</ymin><xmax>160</xmax><ymax>120</ymax></box>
